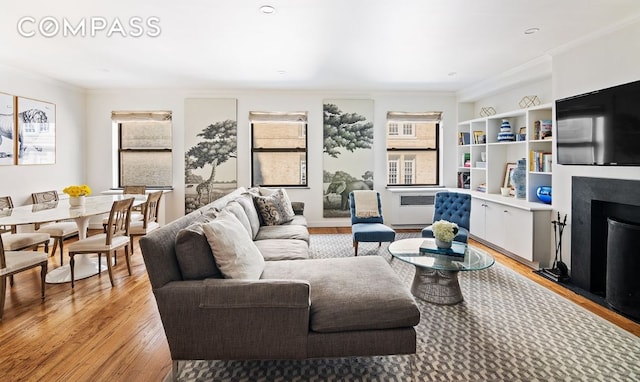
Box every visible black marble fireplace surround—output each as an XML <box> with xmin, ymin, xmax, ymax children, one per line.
<box><xmin>571</xmin><ymin>176</ymin><xmax>640</xmax><ymax>319</ymax></box>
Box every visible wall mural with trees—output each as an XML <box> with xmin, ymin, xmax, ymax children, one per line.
<box><xmin>184</xmin><ymin>98</ymin><xmax>237</xmax><ymax>214</ymax></box>
<box><xmin>323</xmin><ymin>99</ymin><xmax>374</xmax><ymax>218</ymax></box>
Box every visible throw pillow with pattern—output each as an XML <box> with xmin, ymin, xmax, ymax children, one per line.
<box><xmin>253</xmin><ymin>188</ymin><xmax>295</xmax><ymax>225</ymax></box>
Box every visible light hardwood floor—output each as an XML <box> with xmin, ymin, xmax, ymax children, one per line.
<box><xmin>1</xmin><ymin>229</ymin><xmax>638</xmax><ymax>381</ymax></box>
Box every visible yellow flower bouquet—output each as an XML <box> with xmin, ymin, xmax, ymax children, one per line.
<box><xmin>63</xmin><ymin>184</ymin><xmax>92</xmax><ymax>197</ymax></box>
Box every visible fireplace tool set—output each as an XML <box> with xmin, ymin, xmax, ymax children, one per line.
<box><xmin>542</xmin><ymin>212</ymin><xmax>570</xmax><ymax>282</ymax></box>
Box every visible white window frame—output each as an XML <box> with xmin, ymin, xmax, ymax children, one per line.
<box><xmin>388</xmin><ymin>122</ymin><xmax>399</xmax><ymax>136</ymax></box>
<box><xmin>388</xmin><ymin>159</ymin><xmax>399</xmax><ymax>184</ymax></box>
<box><xmin>402</xmin><ymin>123</ymin><xmax>414</xmax><ymax>136</ymax></box>
<box><xmin>403</xmin><ymin>158</ymin><xmax>415</xmax><ymax>184</ymax></box>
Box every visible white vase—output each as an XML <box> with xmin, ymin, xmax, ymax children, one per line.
<box><xmin>69</xmin><ymin>196</ymin><xmax>85</xmax><ymax>208</ymax></box>
<box><xmin>435</xmin><ymin>238</ymin><xmax>452</xmax><ymax>249</ymax></box>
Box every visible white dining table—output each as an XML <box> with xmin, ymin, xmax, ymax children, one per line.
<box><xmin>0</xmin><ymin>195</ymin><xmax>145</xmax><ymax>283</ymax></box>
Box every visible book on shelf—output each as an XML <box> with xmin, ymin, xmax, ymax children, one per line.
<box><xmin>530</xmin><ymin>150</ymin><xmax>552</xmax><ymax>172</ymax></box>
<box><xmin>457</xmin><ymin>171</ymin><xmax>470</xmax><ymax>189</ymax></box>
<box><xmin>461</xmin><ymin>152</ymin><xmax>470</xmax><ymax>167</ymax></box>
<box><xmin>533</xmin><ymin>119</ymin><xmax>552</xmax><ymax>140</ymax></box>
<box><xmin>542</xmin><ymin>153</ymin><xmax>552</xmax><ymax>172</ymax></box>
<box><xmin>539</xmin><ymin>120</ymin><xmax>552</xmax><ymax>139</ymax></box>
<box><xmin>475</xmin><ymin>161</ymin><xmax>486</xmax><ymax>168</ymax></box>
<box><xmin>476</xmin><ymin>183</ymin><xmax>487</xmax><ymax>192</ymax></box>
<box><xmin>419</xmin><ymin>240</ymin><xmax>467</xmax><ymax>258</ymax></box>
<box><xmin>458</xmin><ymin>132</ymin><xmax>471</xmax><ymax>145</ymax></box>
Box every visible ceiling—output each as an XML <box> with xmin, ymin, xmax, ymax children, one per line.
<box><xmin>2</xmin><ymin>0</ymin><xmax>640</xmax><ymax>92</ymax></box>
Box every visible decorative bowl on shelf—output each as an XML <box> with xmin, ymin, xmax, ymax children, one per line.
<box><xmin>536</xmin><ymin>186</ymin><xmax>552</xmax><ymax>204</ymax></box>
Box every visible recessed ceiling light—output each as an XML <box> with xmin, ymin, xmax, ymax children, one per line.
<box><xmin>260</xmin><ymin>5</ymin><xmax>276</xmax><ymax>14</ymax></box>
<box><xmin>524</xmin><ymin>27</ymin><xmax>540</xmax><ymax>35</ymax></box>
<box><xmin>448</xmin><ymin>72</ymin><xmax>457</xmax><ymax>77</ymax></box>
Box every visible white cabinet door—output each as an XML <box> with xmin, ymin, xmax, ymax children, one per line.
<box><xmin>502</xmin><ymin>206</ymin><xmax>534</xmax><ymax>261</ymax></box>
<box><xmin>471</xmin><ymin>197</ymin><xmax>536</xmax><ymax>262</ymax></box>
<box><xmin>484</xmin><ymin>201</ymin><xmax>507</xmax><ymax>248</ymax></box>
<box><xmin>470</xmin><ymin>198</ymin><xmax>487</xmax><ymax>238</ymax></box>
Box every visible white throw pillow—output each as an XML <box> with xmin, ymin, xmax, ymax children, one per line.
<box><xmin>201</xmin><ymin>210</ymin><xmax>265</xmax><ymax>280</ymax></box>
<box><xmin>223</xmin><ymin>200</ymin><xmax>253</xmax><ymax>238</ymax></box>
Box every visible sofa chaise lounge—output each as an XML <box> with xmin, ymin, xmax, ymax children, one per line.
<box><xmin>140</xmin><ymin>187</ymin><xmax>420</xmax><ymax>379</ymax></box>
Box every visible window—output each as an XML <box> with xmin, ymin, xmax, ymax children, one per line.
<box><xmin>386</xmin><ymin>111</ymin><xmax>442</xmax><ymax>186</ymax></box>
<box><xmin>388</xmin><ymin>122</ymin><xmax>399</xmax><ymax>136</ymax></box>
<box><xmin>112</xmin><ymin>111</ymin><xmax>173</xmax><ymax>188</ymax></box>
<box><xmin>388</xmin><ymin>158</ymin><xmax>399</xmax><ymax>184</ymax></box>
<box><xmin>250</xmin><ymin>111</ymin><xmax>308</xmax><ymax>187</ymax></box>
<box><xmin>404</xmin><ymin>158</ymin><xmax>415</xmax><ymax>184</ymax></box>
<box><xmin>402</xmin><ymin>123</ymin><xmax>414</xmax><ymax>136</ymax></box>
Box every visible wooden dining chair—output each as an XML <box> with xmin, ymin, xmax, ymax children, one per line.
<box><xmin>0</xmin><ymin>234</ymin><xmax>48</xmax><ymax>320</ymax></box>
<box><xmin>129</xmin><ymin>191</ymin><xmax>162</xmax><ymax>252</ymax></box>
<box><xmin>31</xmin><ymin>191</ymin><xmax>80</xmax><ymax>265</ymax></box>
<box><xmin>102</xmin><ymin>186</ymin><xmax>146</xmax><ymax>232</ymax></box>
<box><xmin>0</xmin><ymin>196</ymin><xmax>51</xmax><ymax>253</ymax></box>
<box><xmin>68</xmin><ymin>198</ymin><xmax>134</xmax><ymax>288</ymax></box>
<box><xmin>123</xmin><ymin>185</ymin><xmax>146</xmax><ymax>216</ymax></box>
<box><xmin>123</xmin><ymin>186</ymin><xmax>146</xmax><ymax>195</ymax></box>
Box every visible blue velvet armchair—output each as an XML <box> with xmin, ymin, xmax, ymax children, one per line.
<box><xmin>349</xmin><ymin>191</ymin><xmax>396</xmax><ymax>256</ymax></box>
<box><xmin>422</xmin><ymin>191</ymin><xmax>471</xmax><ymax>243</ymax></box>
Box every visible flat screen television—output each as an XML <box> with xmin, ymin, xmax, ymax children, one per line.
<box><xmin>555</xmin><ymin>79</ymin><xmax>640</xmax><ymax>165</ymax></box>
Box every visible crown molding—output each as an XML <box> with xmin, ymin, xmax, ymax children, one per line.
<box><xmin>456</xmin><ymin>55</ymin><xmax>552</xmax><ymax>102</ymax></box>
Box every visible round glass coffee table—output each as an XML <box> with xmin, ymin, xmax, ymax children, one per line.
<box><xmin>388</xmin><ymin>238</ymin><xmax>495</xmax><ymax>305</ymax></box>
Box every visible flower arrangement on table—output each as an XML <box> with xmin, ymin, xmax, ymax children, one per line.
<box><xmin>431</xmin><ymin>220</ymin><xmax>459</xmax><ymax>247</ymax></box>
<box><xmin>63</xmin><ymin>184</ymin><xmax>92</xmax><ymax>197</ymax></box>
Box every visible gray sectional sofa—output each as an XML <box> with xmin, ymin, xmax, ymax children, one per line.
<box><xmin>140</xmin><ymin>187</ymin><xmax>420</xmax><ymax>379</ymax></box>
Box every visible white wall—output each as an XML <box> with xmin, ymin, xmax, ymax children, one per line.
<box><xmin>0</xmin><ymin>64</ymin><xmax>85</xmax><ymax>206</ymax></box>
<box><xmin>551</xmin><ymin>19</ymin><xmax>640</xmax><ymax>269</ymax></box>
<box><xmin>85</xmin><ymin>89</ymin><xmax>457</xmax><ymax>225</ymax></box>
<box><xmin>471</xmin><ymin>78</ymin><xmax>553</xmax><ymax>117</ymax></box>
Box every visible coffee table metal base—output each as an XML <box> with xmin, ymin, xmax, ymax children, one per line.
<box><xmin>411</xmin><ymin>267</ymin><xmax>463</xmax><ymax>305</ymax></box>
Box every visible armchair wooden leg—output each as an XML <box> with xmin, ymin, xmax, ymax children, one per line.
<box><xmin>0</xmin><ymin>276</ymin><xmax>6</xmax><ymax>321</ymax></box>
<box><xmin>378</xmin><ymin>242</ymin><xmax>382</xmax><ymax>247</ymax></box>
<box><xmin>40</xmin><ymin>263</ymin><xmax>47</xmax><ymax>300</ymax></box>
<box><xmin>125</xmin><ymin>245</ymin><xmax>132</xmax><ymax>276</ymax></box>
<box><xmin>354</xmin><ymin>240</ymin><xmax>359</xmax><ymax>256</ymax></box>
<box><xmin>50</xmin><ymin>240</ymin><xmax>59</xmax><ymax>260</ymax></box>
<box><xmin>69</xmin><ymin>254</ymin><xmax>76</xmax><ymax>288</ymax></box>
<box><xmin>106</xmin><ymin>252</ymin><xmax>115</xmax><ymax>287</ymax></box>
<box><xmin>58</xmin><ymin>239</ymin><xmax>64</xmax><ymax>266</ymax></box>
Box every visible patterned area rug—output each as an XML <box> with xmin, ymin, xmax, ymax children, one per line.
<box><xmin>172</xmin><ymin>233</ymin><xmax>640</xmax><ymax>381</ymax></box>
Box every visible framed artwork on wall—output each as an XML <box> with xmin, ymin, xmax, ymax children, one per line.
<box><xmin>0</xmin><ymin>92</ymin><xmax>16</xmax><ymax>165</ymax></box>
<box><xmin>17</xmin><ymin>96</ymin><xmax>56</xmax><ymax>165</ymax></box>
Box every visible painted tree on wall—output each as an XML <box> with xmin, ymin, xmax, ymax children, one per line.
<box><xmin>322</xmin><ymin>101</ymin><xmax>375</xmax><ymax>217</ymax></box>
<box><xmin>323</xmin><ymin>103</ymin><xmax>373</xmax><ymax>158</ymax></box>
<box><xmin>185</xmin><ymin>119</ymin><xmax>237</xmax><ymax>210</ymax></box>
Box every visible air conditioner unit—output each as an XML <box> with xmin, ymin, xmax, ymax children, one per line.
<box><xmin>389</xmin><ymin>191</ymin><xmax>438</xmax><ymax>227</ymax></box>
